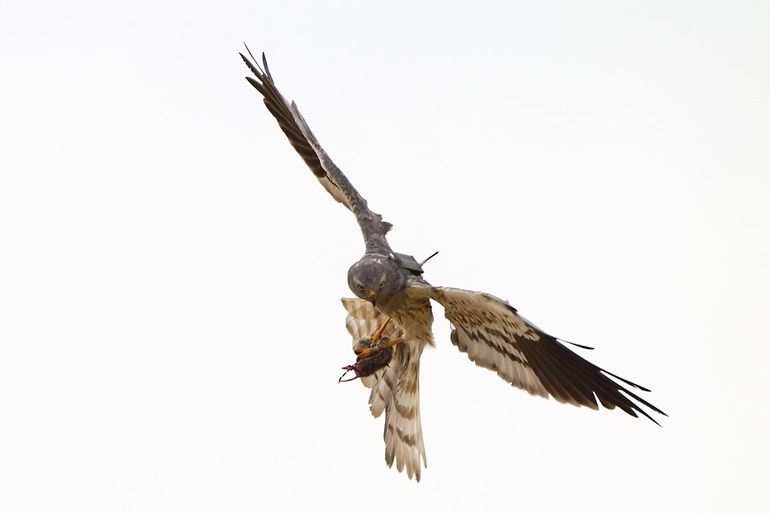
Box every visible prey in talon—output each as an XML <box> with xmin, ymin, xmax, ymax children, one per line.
<box><xmin>339</xmin><ymin>318</ymin><xmax>404</xmax><ymax>383</ymax></box>
<box><xmin>338</xmin><ymin>337</ymin><xmax>394</xmax><ymax>382</ymax></box>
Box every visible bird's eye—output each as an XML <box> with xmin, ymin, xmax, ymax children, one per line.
<box><xmin>357</xmin><ymin>284</ymin><xmax>365</xmax><ymax>293</ymax></box>
<box><xmin>379</xmin><ymin>281</ymin><xmax>385</xmax><ymax>289</ymax></box>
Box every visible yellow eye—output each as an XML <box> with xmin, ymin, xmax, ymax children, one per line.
<box><xmin>357</xmin><ymin>284</ymin><xmax>365</xmax><ymax>293</ymax></box>
<box><xmin>379</xmin><ymin>281</ymin><xmax>385</xmax><ymax>289</ymax></box>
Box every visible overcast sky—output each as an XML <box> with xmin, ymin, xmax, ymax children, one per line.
<box><xmin>2</xmin><ymin>1</ymin><xmax>769</xmax><ymax>511</ymax></box>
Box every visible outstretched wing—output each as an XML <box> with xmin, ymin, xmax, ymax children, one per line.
<box><xmin>241</xmin><ymin>48</ymin><xmax>392</xmax><ymax>254</ymax></box>
<box><xmin>426</xmin><ymin>286</ymin><xmax>666</xmax><ymax>424</ymax></box>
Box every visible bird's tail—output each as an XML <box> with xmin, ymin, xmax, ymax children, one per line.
<box><xmin>383</xmin><ymin>343</ymin><xmax>427</xmax><ymax>481</ymax></box>
<box><xmin>341</xmin><ymin>298</ymin><xmax>427</xmax><ymax>481</ymax></box>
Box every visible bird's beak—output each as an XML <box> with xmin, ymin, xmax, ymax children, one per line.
<box><xmin>368</xmin><ymin>289</ymin><xmax>377</xmax><ymax>304</ymax></box>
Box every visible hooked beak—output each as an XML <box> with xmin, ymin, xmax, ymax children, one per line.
<box><xmin>367</xmin><ymin>289</ymin><xmax>377</xmax><ymax>305</ymax></box>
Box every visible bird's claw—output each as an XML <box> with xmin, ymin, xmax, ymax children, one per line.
<box><xmin>338</xmin><ymin>335</ymin><xmax>405</xmax><ymax>383</ymax></box>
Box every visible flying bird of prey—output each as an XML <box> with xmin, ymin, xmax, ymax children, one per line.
<box><xmin>241</xmin><ymin>48</ymin><xmax>666</xmax><ymax>481</ymax></box>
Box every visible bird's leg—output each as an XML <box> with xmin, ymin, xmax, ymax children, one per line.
<box><xmin>355</xmin><ymin>335</ymin><xmax>405</xmax><ymax>362</ymax></box>
<box><xmin>354</xmin><ymin>317</ymin><xmax>393</xmax><ymax>360</ymax></box>
<box><xmin>374</xmin><ymin>336</ymin><xmax>404</xmax><ymax>351</ymax></box>
<box><xmin>354</xmin><ymin>346</ymin><xmax>376</xmax><ymax>361</ymax></box>
<box><xmin>370</xmin><ymin>317</ymin><xmax>391</xmax><ymax>343</ymax></box>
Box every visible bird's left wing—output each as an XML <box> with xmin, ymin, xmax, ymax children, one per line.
<box><xmin>241</xmin><ymin>48</ymin><xmax>391</xmax><ymax>254</ymax></box>
<box><xmin>415</xmin><ymin>285</ymin><xmax>666</xmax><ymax>424</ymax></box>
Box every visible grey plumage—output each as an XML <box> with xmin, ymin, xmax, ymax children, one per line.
<box><xmin>242</xmin><ymin>48</ymin><xmax>666</xmax><ymax>482</ymax></box>
<box><xmin>240</xmin><ymin>49</ymin><xmax>392</xmax><ymax>255</ymax></box>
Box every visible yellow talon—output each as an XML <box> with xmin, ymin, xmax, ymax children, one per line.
<box><xmin>352</xmin><ymin>317</ymin><xmax>401</xmax><ymax>362</ymax></box>
<box><xmin>355</xmin><ymin>336</ymin><xmax>404</xmax><ymax>362</ymax></box>
<box><xmin>371</xmin><ymin>317</ymin><xmax>391</xmax><ymax>343</ymax></box>
<box><xmin>355</xmin><ymin>347</ymin><xmax>375</xmax><ymax>361</ymax></box>
<box><xmin>376</xmin><ymin>337</ymin><xmax>404</xmax><ymax>351</ymax></box>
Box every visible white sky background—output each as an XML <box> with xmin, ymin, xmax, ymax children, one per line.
<box><xmin>1</xmin><ymin>0</ymin><xmax>769</xmax><ymax>511</ymax></box>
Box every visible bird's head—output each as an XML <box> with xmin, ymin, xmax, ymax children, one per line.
<box><xmin>348</xmin><ymin>254</ymin><xmax>406</xmax><ymax>307</ymax></box>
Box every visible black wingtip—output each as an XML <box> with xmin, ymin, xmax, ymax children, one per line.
<box><xmin>616</xmin><ymin>383</ymin><xmax>668</xmax><ymax>421</ymax></box>
<box><xmin>636</xmin><ymin>409</ymin><xmax>663</xmax><ymax>427</ymax></box>
<box><xmin>244</xmin><ymin>76</ymin><xmax>261</xmax><ymax>91</ymax></box>
<box><xmin>261</xmin><ymin>52</ymin><xmax>272</xmax><ymax>79</ymax></box>
<box><xmin>241</xmin><ymin>43</ymin><xmax>267</xmax><ymax>76</ymax></box>
<box><xmin>601</xmin><ymin>368</ymin><xmax>653</xmax><ymax>392</ymax></box>
<box><xmin>559</xmin><ymin>339</ymin><xmax>595</xmax><ymax>351</ymax></box>
<box><xmin>240</xmin><ymin>51</ymin><xmax>262</xmax><ymax>79</ymax></box>
<box><xmin>239</xmin><ymin>52</ymin><xmax>251</xmax><ymax>69</ymax></box>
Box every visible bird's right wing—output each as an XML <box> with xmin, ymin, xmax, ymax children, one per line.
<box><xmin>241</xmin><ymin>48</ymin><xmax>392</xmax><ymax>254</ymax></box>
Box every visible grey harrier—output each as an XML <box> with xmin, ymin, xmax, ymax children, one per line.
<box><xmin>241</xmin><ymin>48</ymin><xmax>665</xmax><ymax>481</ymax></box>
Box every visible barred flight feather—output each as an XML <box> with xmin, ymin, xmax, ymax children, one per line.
<box><xmin>428</xmin><ymin>287</ymin><xmax>666</xmax><ymax>424</ymax></box>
